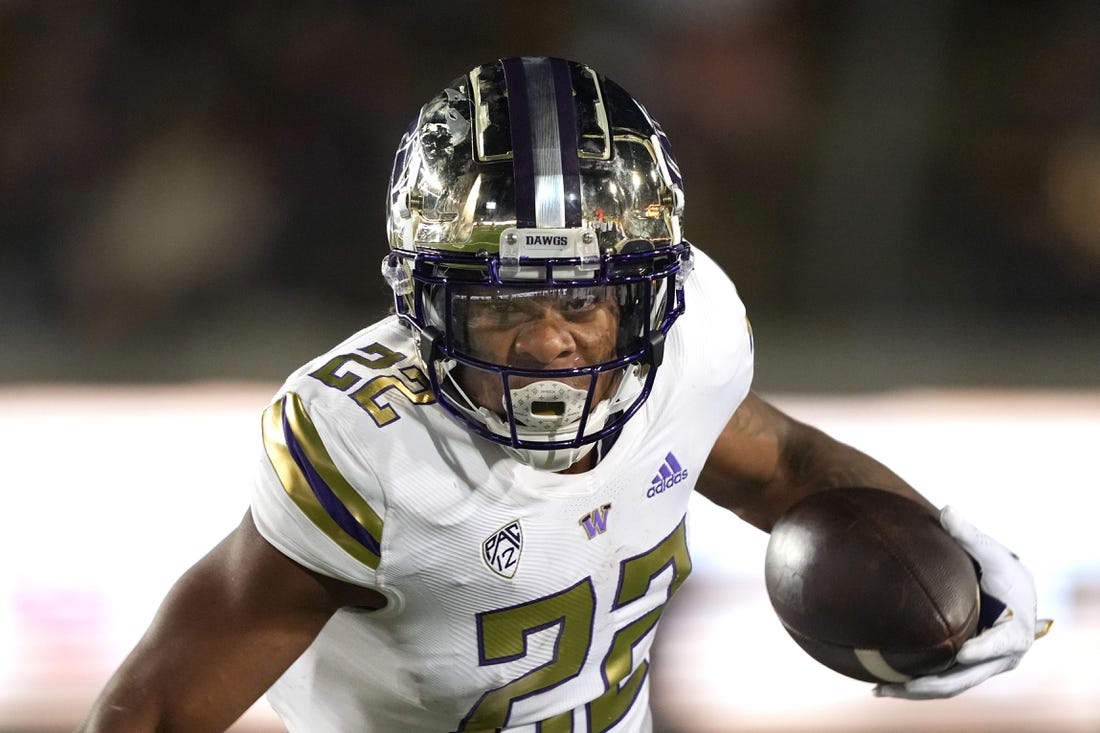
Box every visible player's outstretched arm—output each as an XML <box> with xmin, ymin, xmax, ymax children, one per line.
<box><xmin>695</xmin><ymin>391</ymin><xmax>935</xmax><ymax>530</ymax></box>
<box><xmin>77</xmin><ymin>510</ymin><xmax>384</xmax><ymax>733</ymax></box>
<box><xmin>696</xmin><ymin>392</ymin><xmax>1048</xmax><ymax>698</ymax></box>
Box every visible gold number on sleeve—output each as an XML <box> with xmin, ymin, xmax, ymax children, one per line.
<box><xmin>348</xmin><ymin>372</ymin><xmax>434</xmax><ymax>427</ymax></box>
<box><xmin>309</xmin><ymin>343</ymin><xmax>407</xmax><ymax>389</ymax></box>
<box><xmin>309</xmin><ymin>343</ymin><xmax>435</xmax><ymax>427</ymax></box>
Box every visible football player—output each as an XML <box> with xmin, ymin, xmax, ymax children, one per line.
<box><xmin>79</xmin><ymin>57</ymin><xmax>1046</xmax><ymax>733</ymax></box>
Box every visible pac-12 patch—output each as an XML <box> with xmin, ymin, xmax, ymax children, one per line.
<box><xmin>482</xmin><ymin>520</ymin><xmax>523</xmax><ymax>579</ymax></box>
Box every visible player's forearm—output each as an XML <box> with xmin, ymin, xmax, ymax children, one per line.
<box><xmin>776</xmin><ymin>420</ymin><xmax>937</xmax><ymax>514</ymax></box>
<box><xmin>727</xmin><ymin>417</ymin><xmax>936</xmax><ymax>531</ymax></box>
<box><xmin>79</xmin><ymin>668</ymin><xmax>251</xmax><ymax>733</ymax></box>
<box><xmin>697</xmin><ymin>393</ymin><xmax>935</xmax><ymax>531</ymax></box>
<box><xmin>77</xmin><ymin>674</ymin><xmax>171</xmax><ymax>733</ymax></box>
<box><xmin>79</xmin><ymin>704</ymin><xmax>226</xmax><ymax>733</ymax></box>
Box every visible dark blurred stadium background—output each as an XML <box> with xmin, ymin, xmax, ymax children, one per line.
<box><xmin>3</xmin><ymin>0</ymin><xmax>1099</xmax><ymax>388</ymax></box>
<box><xmin>2</xmin><ymin>1</ymin><xmax>1098</xmax><ymax>732</ymax></box>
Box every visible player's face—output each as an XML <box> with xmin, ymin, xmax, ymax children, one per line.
<box><xmin>452</xmin><ymin>285</ymin><xmax>621</xmax><ymax>414</ymax></box>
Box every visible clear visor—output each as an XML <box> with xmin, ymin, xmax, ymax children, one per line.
<box><xmin>425</xmin><ymin>281</ymin><xmax>661</xmax><ymax>367</ymax></box>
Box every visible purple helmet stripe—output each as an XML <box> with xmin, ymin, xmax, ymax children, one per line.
<box><xmin>521</xmin><ymin>57</ymin><xmax>565</xmax><ymax>227</ymax></box>
<box><xmin>503</xmin><ymin>57</ymin><xmax>581</xmax><ymax>229</ymax></box>
<box><xmin>550</xmin><ymin>58</ymin><xmax>582</xmax><ymax>227</ymax></box>
<box><xmin>501</xmin><ymin>57</ymin><xmax>537</xmax><ymax>228</ymax></box>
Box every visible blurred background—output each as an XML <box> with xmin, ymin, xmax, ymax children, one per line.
<box><xmin>1</xmin><ymin>0</ymin><xmax>1098</xmax><ymax>731</ymax></box>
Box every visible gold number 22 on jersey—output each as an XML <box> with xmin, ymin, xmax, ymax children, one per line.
<box><xmin>309</xmin><ymin>343</ymin><xmax>436</xmax><ymax>427</ymax></box>
<box><xmin>458</xmin><ymin>518</ymin><xmax>691</xmax><ymax>732</ymax></box>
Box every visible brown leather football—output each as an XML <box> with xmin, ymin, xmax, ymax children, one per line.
<box><xmin>764</xmin><ymin>487</ymin><xmax>980</xmax><ymax>683</ymax></box>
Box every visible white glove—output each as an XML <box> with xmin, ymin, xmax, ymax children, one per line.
<box><xmin>874</xmin><ymin>506</ymin><xmax>1052</xmax><ymax>700</ymax></box>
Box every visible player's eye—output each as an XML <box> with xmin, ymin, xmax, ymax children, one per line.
<box><xmin>475</xmin><ymin>299</ymin><xmax>522</xmax><ymax>324</ymax></box>
<box><xmin>563</xmin><ymin>294</ymin><xmax>597</xmax><ymax>312</ymax></box>
<box><xmin>558</xmin><ymin>288</ymin><xmax>611</xmax><ymax>319</ymax></box>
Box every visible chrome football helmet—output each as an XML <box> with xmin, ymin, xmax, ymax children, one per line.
<box><xmin>383</xmin><ymin>57</ymin><xmax>692</xmax><ymax>470</ymax></box>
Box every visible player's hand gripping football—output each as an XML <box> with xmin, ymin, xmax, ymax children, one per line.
<box><xmin>874</xmin><ymin>506</ymin><xmax>1052</xmax><ymax>699</ymax></box>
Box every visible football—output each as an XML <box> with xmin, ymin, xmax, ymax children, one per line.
<box><xmin>764</xmin><ymin>487</ymin><xmax>980</xmax><ymax>683</ymax></box>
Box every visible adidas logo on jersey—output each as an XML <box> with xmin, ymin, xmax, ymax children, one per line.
<box><xmin>647</xmin><ymin>452</ymin><xmax>688</xmax><ymax>498</ymax></box>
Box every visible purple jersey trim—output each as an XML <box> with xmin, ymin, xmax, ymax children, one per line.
<box><xmin>281</xmin><ymin>402</ymin><xmax>383</xmax><ymax>558</ymax></box>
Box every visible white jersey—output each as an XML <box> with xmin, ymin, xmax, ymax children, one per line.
<box><xmin>250</xmin><ymin>248</ymin><xmax>754</xmax><ymax>732</ymax></box>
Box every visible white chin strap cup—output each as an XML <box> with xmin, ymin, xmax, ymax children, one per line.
<box><xmin>498</xmin><ymin>380</ymin><xmax>602</xmax><ymax>472</ymax></box>
<box><xmin>440</xmin><ymin>362</ymin><xmax>647</xmax><ymax>472</ymax></box>
<box><xmin>475</xmin><ymin>381</ymin><xmax>613</xmax><ymax>472</ymax></box>
<box><xmin>505</xmin><ymin>380</ymin><xmax>590</xmax><ymax>430</ymax></box>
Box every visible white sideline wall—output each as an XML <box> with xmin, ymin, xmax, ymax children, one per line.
<box><xmin>0</xmin><ymin>385</ymin><xmax>1097</xmax><ymax>732</ymax></box>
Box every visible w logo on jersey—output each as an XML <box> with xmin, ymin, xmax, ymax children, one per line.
<box><xmin>482</xmin><ymin>520</ymin><xmax>523</xmax><ymax>579</ymax></box>
<box><xmin>579</xmin><ymin>503</ymin><xmax>612</xmax><ymax>540</ymax></box>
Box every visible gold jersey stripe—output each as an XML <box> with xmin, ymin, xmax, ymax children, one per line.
<box><xmin>261</xmin><ymin>395</ymin><xmax>382</xmax><ymax>569</ymax></box>
<box><xmin>283</xmin><ymin>392</ymin><xmax>385</xmax><ymax>542</ymax></box>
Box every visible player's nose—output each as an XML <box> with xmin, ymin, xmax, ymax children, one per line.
<box><xmin>512</xmin><ymin>312</ymin><xmax>577</xmax><ymax>367</ymax></box>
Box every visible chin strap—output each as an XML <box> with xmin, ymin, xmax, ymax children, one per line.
<box><xmin>505</xmin><ymin>381</ymin><xmax>591</xmax><ymax>430</ymax></box>
<box><xmin>478</xmin><ymin>393</ymin><xmax>613</xmax><ymax>456</ymax></box>
<box><xmin>503</xmin><ymin>441</ymin><xmax>598</xmax><ymax>472</ymax></box>
<box><xmin>466</xmin><ymin>383</ymin><xmax>609</xmax><ymax>471</ymax></box>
